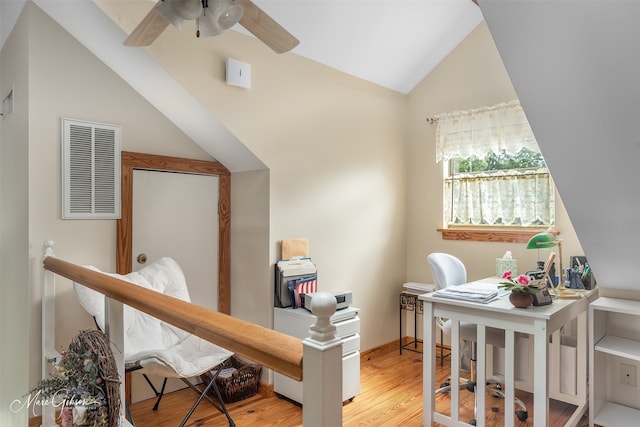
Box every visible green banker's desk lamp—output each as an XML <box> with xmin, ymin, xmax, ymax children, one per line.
<box><xmin>527</xmin><ymin>232</ymin><xmax>563</xmax><ymax>279</ymax></box>
<box><xmin>526</xmin><ymin>232</ymin><xmax>580</xmax><ymax>298</ymax></box>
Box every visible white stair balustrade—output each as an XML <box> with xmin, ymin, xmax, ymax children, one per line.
<box><xmin>303</xmin><ymin>292</ymin><xmax>343</xmax><ymax>427</ymax></box>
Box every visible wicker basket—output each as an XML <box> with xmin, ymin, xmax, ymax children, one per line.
<box><xmin>201</xmin><ymin>355</ymin><xmax>262</xmax><ymax>403</ymax></box>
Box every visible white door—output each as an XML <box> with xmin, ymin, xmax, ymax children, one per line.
<box><xmin>130</xmin><ymin>169</ymin><xmax>219</xmax><ymax>402</ymax></box>
<box><xmin>132</xmin><ymin>169</ymin><xmax>219</xmax><ymax>310</ymax></box>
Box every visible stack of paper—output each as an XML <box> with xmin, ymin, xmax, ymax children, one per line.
<box><xmin>433</xmin><ymin>281</ymin><xmax>501</xmax><ymax>303</ymax></box>
<box><xmin>403</xmin><ymin>282</ymin><xmax>436</xmax><ymax>294</ymax></box>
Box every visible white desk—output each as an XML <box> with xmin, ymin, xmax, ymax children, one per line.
<box><xmin>420</xmin><ymin>277</ymin><xmax>597</xmax><ymax>427</ymax></box>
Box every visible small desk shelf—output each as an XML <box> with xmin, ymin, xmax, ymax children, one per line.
<box><xmin>589</xmin><ymin>297</ymin><xmax>640</xmax><ymax>427</ymax></box>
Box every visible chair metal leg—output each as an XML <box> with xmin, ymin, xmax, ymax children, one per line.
<box><xmin>436</xmin><ymin>340</ymin><xmax>528</xmax><ymax>424</ymax></box>
<box><xmin>140</xmin><ymin>374</ymin><xmax>168</xmax><ymax>411</ymax></box>
<box><xmin>135</xmin><ymin>365</ymin><xmax>235</xmax><ymax>427</ymax></box>
<box><xmin>207</xmin><ymin>374</ymin><xmax>235</xmax><ymax>427</ymax></box>
<box><xmin>178</xmin><ymin>366</ymin><xmax>235</xmax><ymax>427</ymax></box>
<box><xmin>125</xmin><ymin>402</ymin><xmax>135</xmax><ymax>426</ymax></box>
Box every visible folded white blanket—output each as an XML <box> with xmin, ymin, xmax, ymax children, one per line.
<box><xmin>74</xmin><ymin>257</ymin><xmax>232</xmax><ymax>378</ymax></box>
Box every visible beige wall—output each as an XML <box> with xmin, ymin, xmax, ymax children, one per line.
<box><xmin>136</xmin><ymin>11</ymin><xmax>409</xmax><ymax>351</ymax></box>
<box><xmin>405</xmin><ymin>22</ymin><xmax>583</xmax><ymax>284</ymax></box>
<box><xmin>19</xmin><ymin>3</ymin><xmax>217</xmax><ymax>395</ymax></box>
<box><xmin>229</xmin><ymin>169</ymin><xmax>270</xmax><ymax>326</ymax></box>
<box><xmin>0</xmin><ymin>4</ymin><xmax>29</xmax><ymax>425</ymax></box>
<box><xmin>4</xmin><ymin>1</ymin><xmax>409</xmax><ymax>399</ymax></box>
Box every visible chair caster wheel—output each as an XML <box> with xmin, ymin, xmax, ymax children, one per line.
<box><xmin>466</xmin><ymin>381</ymin><xmax>476</xmax><ymax>392</ymax></box>
<box><xmin>470</xmin><ymin>419</ymin><xmax>477</xmax><ymax>426</ymax></box>
<box><xmin>490</xmin><ymin>382</ymin><xmax>502</xmax><ymax>397</ymax></box>
<box><xmin>440</xmin><ymin>381</ymin><xmax>450</xmax><ymax>388</ymax></box>
<box><xmin>516</xmin><ymin>410</ymin><xmax>528</xmax><ymax>421</ymax></box>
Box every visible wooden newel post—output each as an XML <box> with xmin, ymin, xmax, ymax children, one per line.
<box><xmin>303</xmin><ymin>292</ymin><xmax>342</xmax><ymax>426</ymax></box>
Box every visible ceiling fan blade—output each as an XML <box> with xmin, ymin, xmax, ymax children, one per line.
<box><xmin>235</xmin><ymin>0</ymin><xmax>299</xmax><ymax>54</ymax></box>
<box><xmin>123</xmin><ymin>5</ymin><xmax>170</xmax><ymax>47</ymax></box>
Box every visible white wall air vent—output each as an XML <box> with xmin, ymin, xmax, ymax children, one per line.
<box><xmin>62</xmin><ymin>118</ymin><xmax>121</xmax><ymax>219</ymax></box>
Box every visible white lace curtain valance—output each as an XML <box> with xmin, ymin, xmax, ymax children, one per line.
<box><xmin>435</xmin><ymin>100</ymin><xmax>540</xmax><ymax>163</ymax></box>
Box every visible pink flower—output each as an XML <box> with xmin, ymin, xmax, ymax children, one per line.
<box><xmin>498</xmin><ymin>271</ymin><xmax>540</xmax><ymax>295</ymax></box>
<box><xmin>501</xmin><ymin>271</ymin><xmax>513</xmax><ymax>280</ymax></box>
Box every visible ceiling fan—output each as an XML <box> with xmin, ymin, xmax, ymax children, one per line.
<box><xmin>124</xmin><ymin>0</ymin><xmax>299</xmax><ymax>54</ymax></box>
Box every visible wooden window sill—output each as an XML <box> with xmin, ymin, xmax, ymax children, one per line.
<box><xmin>437</xmin><ymin>228</ymin><xmax>558</xmax><ymax>244</ymax></box>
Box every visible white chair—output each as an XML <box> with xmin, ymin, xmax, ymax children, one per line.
<box><xmin>73</xmin><ymin>257</ymin><xmax>235</xmax><ymax>427</ymax></box>
<box><xmin>427</xmin><ymin>252</ymin><xmax>528</xmax><ymax>425</ymax></box>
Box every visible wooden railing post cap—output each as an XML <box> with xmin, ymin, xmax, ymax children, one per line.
<box><xmin>309</xmin><ymin>292</ymin><xmax>338</xmax><ymax>343</ymax></box>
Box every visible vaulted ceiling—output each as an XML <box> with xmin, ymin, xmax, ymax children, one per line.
<box><xmin>1</xmin><ymin>1</ymin><xmax>483</xmax><ymax>94</ymax></box>
<box><xmin>1</xmin><ymin>0</ymin><xmax>483</xmax><ymax>171</ymax></box>
<box><xmin>227</xmin><ymin>0</ymin><xmax>483</xmax><ymax>93</ymax></box>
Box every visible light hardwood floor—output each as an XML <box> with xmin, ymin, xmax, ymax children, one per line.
<box><xmin>128</xmin><ymin>342</ymin><xmax>591</xmax><ymax>426</ymax></box>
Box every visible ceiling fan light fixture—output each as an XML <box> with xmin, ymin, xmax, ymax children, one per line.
<box><xmin>154</xmin><ymin>0</ymin><xmax>185</xmax><ymax>29</ymax></box>
<box><xmin>216</xmin><ymin>0</ymin><xmax>243</xmax><ymax>31</ymax></box>
<box><xmin>199</xmin><ymin>0</ymin><xmax>243</xmax><ymax>37</ymax></box>
<box><xmin>170</xmin><ymin>0</ymin><xmax>203</xmax><ymax>21</ymax></box>
<box><xmin>126</xmin><ymin>0</ymin><xmax>297</xmax><ymax>53</ymax></box>
<box><xmin>198</xmin><ymin>12</ymin><xmax>223</xmax><ymax>37</ymax></box>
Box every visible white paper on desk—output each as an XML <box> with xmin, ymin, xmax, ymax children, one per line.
<box><xmin>433</xmin><ymin>290</ymin><xmax>497</xmax><ymax>303</ymax></box>
<box><xmin>464</xmin><ymin>281</ymin><xmax>510</xmax><ymax>297</ymax></box>
<box><xmin>433</xmin><ymin>283</ymin><xmax>498</xmax><ymax>303</ymax></box>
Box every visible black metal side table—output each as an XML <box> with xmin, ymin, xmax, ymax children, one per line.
<box><xmin>399</xmin><ymin>290</ymin><xmax>450</xmax><ymax>365</ymax></box>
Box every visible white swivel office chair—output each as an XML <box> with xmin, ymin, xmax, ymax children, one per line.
<box><xmin>427</xmin><ymin>252</ymin><xmax>528</xmax><ymax>425</ymax></box>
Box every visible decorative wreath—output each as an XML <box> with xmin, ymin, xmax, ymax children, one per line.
<box><xmin>33</xmin><ymin>330</ymin><xmax>121</xmax><ymax>426</ymax></box>
<box><xmin>74</xmin><ymin>330</ymin><xmax>121</xmax><ymax>426</ymax></box>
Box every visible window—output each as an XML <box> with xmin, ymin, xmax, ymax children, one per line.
<box><xmin>435</xmin><ymin>101</ymin><xmax>554</xmax><ymax>231</ymax></box>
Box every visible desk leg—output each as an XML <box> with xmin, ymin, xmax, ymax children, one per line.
<box><xmin>476</xmin><ymin>325</ymin><xmax>487</xmax><ymax>424</ymax></box>
<box><xmin>565</xmin><ymin>310</ymin><xmax>589</xmax><ymax>426</ymax></box>
<box><xmin>504</xmin><ymin>330</ymin><xmax>516</xmax><ymax>426</ymax></box>
<box><xmin>399</xmin><ymin>294</ymin><xmax>403</xmax><ymax>355</ymax></box>
<box><xmin>423</xmin><ymin>300</ymin><xmax>435</xmax><ymax>426</ymax></box>
<box><xmin>533</xmin><ymin>320</ymin><xmax>549</xmax><ymax>427</ymax></box>
<box><xmin>414</xmin><ymin>301</ymin><xmax>418</xmax><ymax>350</ymax></box>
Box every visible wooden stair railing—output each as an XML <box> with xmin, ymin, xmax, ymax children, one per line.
<box><xmin>42</xmin><ymin>240</ymin><xmax>342</xmax><ymax>426</ymax></box>
<box><xmin>42</xmin><ymin>256</ymin><xmax>304</xmax><ymax>381</ymax></box>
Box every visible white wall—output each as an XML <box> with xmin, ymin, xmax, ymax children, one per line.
<box><xmin>482</xmin><ymin>0</ymin><xmax>640</xmax><ymax>293</ymax></box>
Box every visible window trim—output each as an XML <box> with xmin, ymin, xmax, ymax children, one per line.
<box><xmin>437</xmin><ymin>227</ymin><xmax>559</xmax><ymax>243</ymax></box>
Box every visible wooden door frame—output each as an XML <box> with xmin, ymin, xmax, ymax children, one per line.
<box><xmin>116</xmin><ymin>151</ymin><xmax>231</xmax><ymax>314</ymax></box>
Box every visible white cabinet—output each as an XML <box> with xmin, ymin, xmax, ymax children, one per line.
<box><xmin>274</xmin><ymin>306</ymin><xmax>360</xmax><ymax>404</ymax></box>
<box><xmin>589</xmin><ymin>297</ymin><xmax>640</xmax><ymax>426</ymax></box>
